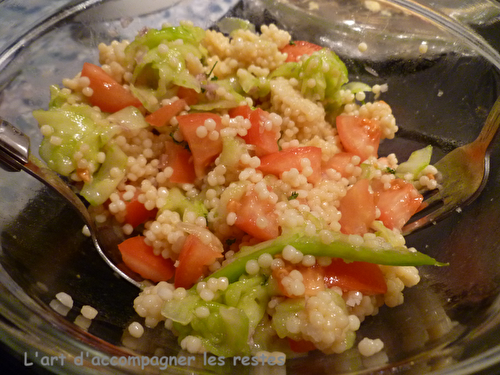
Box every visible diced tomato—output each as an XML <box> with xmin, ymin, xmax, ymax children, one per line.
<box><xmin>280</xmin><ymin>41</ymin><xmax>323</xmax><ymax>62</ymax></box>
<box><xmin>230</xmin><ymin>190</ymin><xmax>280</xmax><ymax>241</ymax></box>
<box><xmin>273</xmin><ymin>262</ymin><xmax>325</xmax><ymax>298</ymax></box>
<box><xmin>336</xmin><ymin>115</ymin><xmax>381</xmax><ymax>161</ymax></box>
<box><xmin>258</xmin><ymin>146</ymin><xmax>322</xmax><ymax>184</ymax></box>
<box><xmin>177</xmin><ymin>86</ymin><xmax>199</xmax><ymax>106</ymax></box>
<box><xmin>174</xmin><ymin>234</ymin><xmax>224</xmax><ymax>289</ymax></box>
<box><xmin>145</xmin><ymin>99</ymin><xmax>187</xmax><ymax>127</ymax></box>
<box><xmin>177</xmin><ymin>113</ymin><xmax>223</xmax><ymax>178</ymax></box>
<box><xmin>323</xmin><ymin>152</ymin><xmax>357</xmax><ymax>178</ymax></box>
<box><xmin>81</xmin><ymin>62</ymin><xmax>142</xmax><ymax>113</ymax></box>
<box><xmin>324</xmin><ymin>258</ymin><xmax>387</xmax><ymax>295</ymax></box>
<box><xmin>229</xmin><ymin>105</ymin><xmax>280</xmax><ymax>157</ymax></box>
<box><xmin>288</xmin><ymin>338</ymin><xmax>317</xmax><ymax>353</ymax></box>
<box><xmin>118</xmin><ymin>236</ymin><xmax>175</xmax><ymax>283</ymax></box>
<box><xmin>374</xmin><ymin>179</ymin><xmax>423</xmax><ymax>230</ymax></box>
<box><xmin>121</xmin><ymin>191</ymin><xmax>158</xmax><ymax>228</ymax></box>
<box><xmin>338</xmin><ymin>179</ymin><xmax>376</xmax><ymax>235</ymax></box>
<box><xmin>228</xmin><ymin>105</ymin><xmax>252</xmax><ymax>119</ymax></box>
<box><xmin>164</xmin><ymin>140</ymin><xmax>196</xmax><ymax>184</ymax></box>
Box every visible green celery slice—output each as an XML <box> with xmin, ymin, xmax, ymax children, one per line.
<box><xmin>207</xmin><ymin>231</ymin><xmax>447</xmax><ymax>283</ymax></box>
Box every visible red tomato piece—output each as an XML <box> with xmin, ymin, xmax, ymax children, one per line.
<box><xmin>121</xmin><ymin>191</ymin><xmax>158</xmax><ymax>228</ymax></box>
<box><xmin>145</xmin><ymin>99</ymin><xmax>187</xmax><ymax>127</ymax></box>
<box><xmin>338</xmin><ymin>179</ymin><xmax>376</xmax><ymax>235</ymax></box>
<box><xmin>229</xmin><ymin>105</ymin><xmax>280</xmax><ymax>157</ymax></box>
<box><xmin>288</xmin><ymin>338</ymin><xmax>317</xmax><ymax>353</ymax></box>
<box><xmin>323</xmin><ymin>152</ymin><xmax>357</xmax><ymax>178</ymax></box>
<box><xmin>258</xmin><ymin>146</ymin><xmax>322</xmax><ymax>184</ymax></box>
<box><xmin>164</xmin><ymin>140</ymin><xmax>196</xmax><ymax>184</ymax></box>
<box><xmin>177</xmin><ymin>86</ymin><xmax>199</xmax><ymax>106</ymax></box>
<box><xmin>231</xmin><ymin>190</ymin><xmax>280</xmax><ymax>241</ymax></box>
<box><xmin>174</xmin><ymin>234</ymin><xmax>224</xmax><ymax>289</ymax></box>
<box><xmin>177</xmin><ymin>113</ymin><xmax>223</xmax><ymax>178</ymax></box>
<box><xmin>81</xmin><ymin>62</ymin><xmax>142</xmax><ymax>113</ymax></box>
<box><xmin>336</xmin><ymin>115</ymin><xmax>381</xmax><ymax>161</ymax></box>
<box><xmin>375</xmin><ymin>179</ymin><xmax>424</xmax><ymax>230</ymax></box>
<box><xmin>228</xmin><ymin>105</ymin><xmax>252</xmax><ymax>119</ymax></box>
<box><xmin>273</xmin><ymin>262</ymin><xmax>325</xmax><ymax>298</ymax></box>
<box><xmin>118</xmin><ymin>236</ymin><xmax>175</xmax><ymax>283</ymax></box>
<box><xmin>324</xmin><ymin>258</ymin><xmax>387</xmax><ymax>295</ymax></box>
<box><xmin>280</xmin><ymin>41</ymin><xmax>323</xmax><ymax>62</ymax></box>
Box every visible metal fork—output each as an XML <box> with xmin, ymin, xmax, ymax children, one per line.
<box><xmin>0</xmin><ymin>117</ymin><xmax>144</xmax><ymax>288</ymax></box>
<box><xmin>402</xmin><ymin>96</ymin><xmax>500</xmax><ymax>236</ymax></box>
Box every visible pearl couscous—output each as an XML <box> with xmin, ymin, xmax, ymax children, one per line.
<box><xmin>34</xmin><ymin>20</ymin><xmax>445</xmax><ymax>361</ymax></box>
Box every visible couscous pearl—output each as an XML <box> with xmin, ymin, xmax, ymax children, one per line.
<box><xmin>302</xmin><ymin>254</ymin><xmax>316</xmax><ymax>267</ymax></box>
<box><xmin>40</xmin><ymin>125</ymin><xmax>54</xmax><ymax>136</ymax></box>
<box><xmin>81</xmin><ymin>305</ymin><xmax>98</xmax><ymax>320</ymax></box>
<box><xmin>128</xmin><ymin>322</ymin><xmax>144</xmax><ymax>338</ymax></box>
<box><xmin>195</xmin><ymin>306</ymin><xmax>210</xmax><ymax>318</ymax></box>
<box><xmin>358</xmin><ymin>42</ymin><xmax>368</xmax><ymax>52</ymax></box>
<box><xmin>82</xmin><ymin>225</ymin><xmax>91</xmax><ymax>237</ymax></box>
<box><xmin>196</xmin><ymin>126</ymin><xmax>208</xmax><ymax>138</ymax></box>
<box><xmin>358</xmin><ymin>338</ymin><xmax>384</xmax><ymax>357</ymax></box>
<box><xmin>258</xmin><ymin>253</ymin><xmax>273</xmax><ymax>268</ymax></box>
<box><xmin>245</xmin><ymin>259</ymin><xmax>260</xmax><ymax>275</ymax></box>
<box><xmin>56</xmin><ymin>292</ymin><xmax>73</xmax><ymax>308</ymax></box>
<box><xmin>355</xmin><ymin>91</ymin><xmax>366</xmax><ymax>101</ymax></box>
<box><xmin>50</xmin><ymin>136</ymin><xmax>63</xmax><ymax>146</ymax></box>
<box><xmin>199</xmin><ymin>289</ymin><xmax>215</xmax><ymax>301</ymax></box>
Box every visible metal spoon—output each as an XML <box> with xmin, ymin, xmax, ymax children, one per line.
<box><xmin>0</xmin><ymin>117</ymin><xmax>143</xmax><ymax>288</ymax></box>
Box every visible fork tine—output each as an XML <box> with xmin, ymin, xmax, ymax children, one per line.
<box><xmin>420</xmin><ymin>189</ymin><xmax>443</xmax><ymax>208</ymax></box>
<box><xmin>402</xmin><ymin>201</ymin><xmax>456</xmax><ymax>236</ymax></box>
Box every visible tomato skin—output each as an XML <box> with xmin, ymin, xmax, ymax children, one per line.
<box><xmin>121</xmin><ymin>191</ymin><xmax>158</xmax><ymax>228</ymax></box>
<box><xmin>324</xmin><ymin>258</ymin><xmax>387</xmax><ymax>295</ymax></box>
<box><xmin>177</xmin><ymin>86</ymin><xmax>199</xmax><ymax>106</ymax></box>
<box><xmin>177</xmin><ymin>113</ymin><xmax>223</xmax><ymax>178</ymax></box>
<box><xmin>231</xmin><ymin>190</ymin><xmax>280</xmax><ymax>241</ymax></box>
<box><xmin>288</xmin><ymin>338</ymin><xmax>317</xmax><ymax>353</ymax></box>
<box><xmin>228</xmin><ymin>105</ymin><xmax>252</xmax><ymax>119</ymax></box>
<box><xmin>229</xmin><ymin>105</ymin><xmax>279</xmax><ymax>156</ymax></box>
<box><xmin>118</xmin><ymin>236</ymin><xmax>175</xmax><ymax>283</ymax></box>
<box><xmin>145</xmin><ymin>99</ymin><xmax>187</xmax><ymax>127</ymax></box>
<box><xmin>338</xmin><ymin>179</ymin><xmax>376</xmax><ymax>235</ymax></box>
<box><xmin>323</xmin><ymin>152</ymin><xmax>357</xmax><ymax>178</ymax></box>
<box><xmin>336</xmin><ymin>115</ymin><xmax>381</xmax><ymax>161</ymax></box>
<box><xmin>164</xmin><ymin>140</ymin><xmax>196</xmax><ymax>184</ymax></box>
<box><xmin>174</xmin><ymin>234</ymin><xmax>224</xmax><ymax>289</ymax></box>
<box><xmin>273</xmin><ymin>262</ymin><xmax>325</xmax><ymax>298</ymax></box>
<box><xmin>258</xmin><ymin>146</ymin><xmax>322</xmax><ymax>184</ymax></box>
<box><xmin>81</xmin><ymin>62</ymin><xmax>142</xmax><ymax>113</ymax></box>
<box><xmin>280</xmin><ymin>41</ymin><xmax>323</xmax><ymax>62</ymax></box>
<box><xmin>375</xmin><ymin>179</ymin><xmax>423</xmax><ymax>230</ymax></box>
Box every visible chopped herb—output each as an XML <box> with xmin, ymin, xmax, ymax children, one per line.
<box><xmin>226</xmin><ymin>238</ymin><xmax>236</xmax><ymax>247</ymax></box>
<box><xmin>207</xmin><ymin>61</ymin><xmax>218</xmax><ymax>80</ymax></box>
<box><xmin>289</xmin><ymin>40</ymin><xmax>296</xmax><ymax>45</ymax></box>
<box><xmin>169</xmin><ymin>130</ymin><xmax>190</xmax><ymax>150</ymax></box>
<box><xmin>288</xmin><ymin>192</ymin><xmax>299</xmax><ymax>200</ymax></box>
<box><xmin>386</xmin><ymin>167</ymin><xmax>396</xmax><ymax>174</ymax></box>
<box><xmin>210</xmin><ymin>76</ymin><xmax>219</xmax><ymax>81</ymax></box>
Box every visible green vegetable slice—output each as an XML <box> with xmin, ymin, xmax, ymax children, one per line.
<box><xmin>34</xmin><ymin>105</ymin><xmax>102</xmax><ymax>176</ymax></box>
<box><xmin>80</xmin><ymin>144</ymin><xmax>127</xmax><ymax>206</ymax></box>
<box><xmin>396</xmin><ymin>145</ymin><xmax>433</xmax><ymax>178</ymax></box>
<box><xmin>207</xmin><ymin>230</ymin><xmax>447</xmax><ymax>283</ymax></box>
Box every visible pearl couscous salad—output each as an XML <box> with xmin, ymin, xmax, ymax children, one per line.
<box><xmin>34</xmin><ymin>20</ymin><xmax>445</xmax><ymax>360</ymax></box>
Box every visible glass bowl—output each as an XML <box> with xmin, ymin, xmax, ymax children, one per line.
<box><xmin>1</xmin><ymin>0</ymin><xmax>500</xmax><ymax>374</ymax></box>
